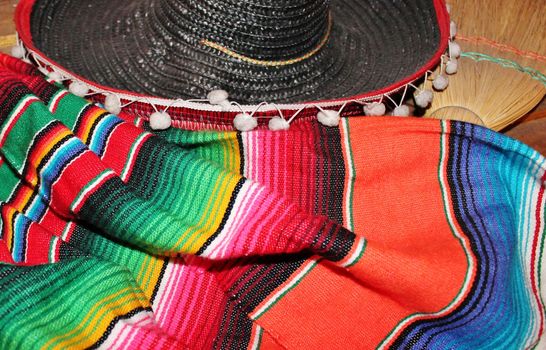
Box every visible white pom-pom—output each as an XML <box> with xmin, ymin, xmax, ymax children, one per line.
<box><xmin>233</xmin><ymin>113</ymin><xmax>257</xmax><ymax>132</ymax></box>
<box><xmin>268</xmin><ymin>117</ymin><xmax>290</xmax><ymax>131</ymax></box>
<box><xmin>104</xmin><ymin>95</ymin><xmax>122</xmax><ymax>115</ymax></box>
<box><xmin>69</xmin><ymin>81</ymin><xmax>89</xmax><ymax>97</ymax></box>
<box><xmin>393</xmin><ymin>105</ymin><xmax>410</xmax><ymax>117</ymax></box>
<box><xmin>445</xmin><ymin>58</ymin><xmax>458</xmax><ymax>75</ymax></box>
<box><xmin>363</xmin><ymin>102</ymin><xmax>386</xmax><ymax>116</ymax></box>
<box><xmin>207</xmin><ymin>90</ymin><xmax>229</xmax><ymax>105</ymax></box>
<box><xmin>450</xmin><ymin>21</ymin><xmax>457</xmax><ymax>39</ymax></box>
<box><xmin>433</xmin><ymin>74</ymin><xmax>449</xmax><ymax>91</ymax></box>
<box><xmin>47</xmin><ymin>71</ymin><xmax>63</xmax><ymax>83</ymax></box>
<box><xmin>11</xmin><ymin>45</ymin><xmax>25</xmax><ymax>59</ymax></box>
<box><xmin>317</xmin><ymin>110</ymin><xmax>340</xmax><ymax>127</ymax></box>
<box><xmin>446</xmin><ymin>4</ymin><xmax>452</xmax><ymax>14</ymax></box>
<box><xmin>449</xmin><ymin>41</ymin><xmax>461</xmax><ymax>58</ymax></box>
<box><xmin>149</xmin><ymin>111</ymin><xmax>172</xmax><ymax>130</ymax></box>
<box><xmin>207</xmin><ymin>90</ymin><xmax>232</xmax><ymax>110</ymax></box>
<box><xmin>414</xmin><ymin>90</ymin><xmax>434</xmax><ymax>108</ymax></box>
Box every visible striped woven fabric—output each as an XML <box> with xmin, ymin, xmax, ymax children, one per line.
<box><xmin>0</xmin><ymin>54</ymin><xmax>544</xmax><ymax>349</ymax></box>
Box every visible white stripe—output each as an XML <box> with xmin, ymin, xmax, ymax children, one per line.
<box><xmin>205</xmin><ymin>181</ymin><xmax>254</xmax><ymax>259</ymax></box>
<box><xmin>70</xmin><ymin>170</ymin><xmax>115</xmax><ymax>212</ymax></box>
<box><xmin>379</xmin><ymin>122</ymin><xmax>475</xmax><ymax>348</ymax></box>
<box><xmin>0</xmin><ymin>96</ymin><xmax>39</xmax><ymax>145</ymax></box>
<box><xmin>251</xmin><ymin>326</ymin><xmax>263</xmax><ymax>350</ymax></box>
<box><xmin>17</xmin><ymin>120</ymin><xmax>56</xmax><ymax>173</ymax></box>
<box><xmin>99</xmin><ymin>311</ymin><xmax>154</xmax><ymax>350</ymax></box>
<box><xmin>47</xmin><ymin>90</ymin><xmax>67</xmax><ymax>113</ymax></box>
<box><xmin>121</xmin><ymin>133</ymin><xmax>149</xmax><ymax>182</ymax></box>
<box><xmin>49</xmin><ymin>236</ymin><xmax>60</xmax><ymax>263</ymax></box>
<box><xmin>251</xmin><ymin>258</ymin><xmax>318</xmax><ymax>320</ymax></box>
<box><xmin>340</xmin><ymin>237</ymin><xmax>365</xmax><ymax>268</ymax></box>
<box><xmin>61</xmin><ymin>222</ymin><xmax>75</xmax><ymax>241</ymax></box>
<box><xmin>341</xmin><ymin>118</ymin><xmax>354</xmax><ymax>231</ymax></box>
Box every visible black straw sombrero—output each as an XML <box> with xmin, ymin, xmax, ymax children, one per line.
<box><xmin>14</xmin><ymin>0</ymin><xmax>457</xmax><ymax>131</ymax></box>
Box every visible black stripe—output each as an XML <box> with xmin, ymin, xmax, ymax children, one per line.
<box><xmin>391</xmin><ymin>122</ymin><xmax>497</xmax><ymax>348</ymax></box>
<box><xmin>0</xmin><ymin>80</ymin><xmax>31</xmax><ymax>125</ymax></box>
<box><xmin>72</xmin><ymin>104</ymin><xmax>95</xmax><ymax>138</ymax></box>
<box><xmin>150</xmin><ymin>257</ymin><xmax>169</xmax><ymax>305</ymax></box>
<box><xmin>87</xmin><ymin>307</ymin><xmax>152</xmax><ymax>349</ymax></box>
<box><xmin>196</xmin><ymin>178</ymin><xmax>245</xmax><ymax>256</ymax></box>
<box><xmin>237</xmin><ymin>132</ymin><xmax>245</xmax><ymax>176</ymax></box>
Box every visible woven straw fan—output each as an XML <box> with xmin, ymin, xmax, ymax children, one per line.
<box><xmin>425</xmin><ymin>0</ymin><xmax>546</xmax><ymax>131</ymax></box>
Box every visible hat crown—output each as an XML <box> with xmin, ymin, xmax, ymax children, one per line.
<box><xmin>158</xmin><ymin>0</ymin><xmax>331</xmax><ymax>61</ymax></box>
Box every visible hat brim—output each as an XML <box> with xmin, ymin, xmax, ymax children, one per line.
<box><xmin>17</xmin><ymin>0</ymin><xmax>449</xmax><ymax>106</ymax></box>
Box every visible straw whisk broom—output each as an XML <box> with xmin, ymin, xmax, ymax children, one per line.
<box><xmin>424</xmin><ymin>0</ymin><xmax>546</xmax><ymax>131</ymax></box>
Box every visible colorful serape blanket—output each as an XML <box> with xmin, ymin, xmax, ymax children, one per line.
<box><xmin>0</xmin><ymin>54</ymin><xmax>545</xmax><ymax>349</ymax></box>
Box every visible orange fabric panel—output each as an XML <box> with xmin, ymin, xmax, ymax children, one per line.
<box><xmin>256</xmin><ymin>118</ymin><xmax>468</xmax><ymax>349</ymax></box>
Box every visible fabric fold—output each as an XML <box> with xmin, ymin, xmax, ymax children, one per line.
<box><xmin>0</xmin><ymin>54</ymin><xmax>545</xmax><ymax>349</ymax></box>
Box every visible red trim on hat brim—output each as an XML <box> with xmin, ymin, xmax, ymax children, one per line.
<box><xmin>15</xmin><ymin>0</ymin><xmax>450</xmax><ymax>108</ymax></box>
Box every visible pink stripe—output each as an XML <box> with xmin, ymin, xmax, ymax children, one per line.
<box><xmin>230</xmin><ymin>186</ymin><xmax>274</xmax><ymax>255</ymax></box>
<box><xmin>186</xmin><ymin>275</ymin><xmax>216</xmax><ymax>340</ymax></box>
<box><xmin>153</xmin><ymin>261</ymin><xmax>178</xmax><ymax>324</ymax></box>
<box><xmin>207</xmin><ymin>182</ymin><xmax>254</xmax><ymax>258</ymax></box>
<box><xmin>165</xmin><ymin>265</ymin><xmax>201</xmax><ymax>335</ymax></box>
<box><xmin>109</xmin><ymin>316</ymin><xmax>151</xmax><ymax>349</ymax></box>
<box><xmin>216</xmin><ymin>186</ymin><xmax>266</xmax><ymax>258</ymax></box>
<box><xmin>245</xmin><ymin>194</ymin><xmax>286</xmax><ymax>253</ymax></box>
<box><xmin>155</xmin><ymin>260</ymin><xmax>186</xmax><ymax>326</ymax></box>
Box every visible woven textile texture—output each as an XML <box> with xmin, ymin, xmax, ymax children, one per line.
<box><xmin>0</xmin><ymin>54</ymin><xmax>545</xmax><ymax>349</ymax></box>
<box><xmin>26</xmin><ymin>0</ymin><xmax>445</xmax><ymax>103</ymax></box>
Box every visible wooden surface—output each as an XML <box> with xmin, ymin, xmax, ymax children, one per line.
<box><xmin>0</xmin><ymin>0</ymin><xmax>16</xmax><ymax>51</ymax></box>
<box><xmin>0</xmin><ymin>0</ymin><xmax>544</xmax><ymax>154</ymax></box>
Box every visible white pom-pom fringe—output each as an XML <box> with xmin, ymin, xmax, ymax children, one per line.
<box><xmin>363</xmin><ymin>102</ymin><xmax>386</xmax><ymax>116</ymax></box>
<box><xmin>317</xmin><ymin>110</ymin><xmax>340</xmax><ymax>127</ymax></box>
<box><xmin>414</xmin><ymin>90</ymin><xmax>434</xmax><ymax>108</ymax></box>
<box><xmin>268</xmin><ymin>117</ymin><xmax>290</xmax><ymax>131</ymax></box>
<box><xmin>149</xmin><ymin>111</ymin><xmax>172</xmax><ymax>130</ymax></box>
<box><xmin>208</xmin><ymin>90</ymin><xmax>229</xmax><ymax>105</ymax></box>
<box><xmin>393</xmin><ymin>105</ymin><xmax>410</xmax><ymax>117</ymax></box>
<box><xmin>11</xmin><ymin>45</ymin><xmax>25</xmax><ymax>59</ymax></box>
<box><xmin>445</xmin><ymin>59</ymin><xmax>458</xmax><ymax>75</ymax></box>
<box><xmin>47</xmin><ymin>71</ymin><xmax>63</xmax><ymax>83</ymax></box>
<box><xmin>433</xmin><ymin>75</ymin><xmax>449</xmax><ymax>91</ymax></box>
<box><xmin>105</xmin><ymin>95</ymin><xmax>122</xmax><ymax>115</ymax></box>
<box><xmin>449</xmin><ymin>41</ymin><xmax>461</xmax><ymax>58</ymax></box>
<box><xmin>233</xmin><ymin>113</ymin><xmax>258</xmax><ymax>132</ymax></box>
<box><xmin>69</xmin><ymin>81</ymin><xmax>89</xmax><ymax>97</ymax></box>
<box><xmin>446</xmin><ymin>4</ymin><xmax>452</xmax><ymax>14</ymax></box>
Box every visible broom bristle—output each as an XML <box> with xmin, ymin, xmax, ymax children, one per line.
<box><xmin>425</xmin><ymin>0</ymin><xmax>546</xmax><ymax>131</ymax></box>
<box><xmin>453</xmin><ymin>0</ymin><xmax>546</xmax><ymax>70</ymax></box>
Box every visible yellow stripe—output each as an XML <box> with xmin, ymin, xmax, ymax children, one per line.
<box><xmin>200</xmin><ymin>13</ymin><xmax>332</xmax><ymax>67</ymax></box>
<box><xmin>4</xmin><ymin>206</ymin><xmax>16</xmax><ymax>253</ymax></box>
<box><xmin>29</xmin><ymin>129</ymin><xmax>72</xmax><ymax>186</ymax></box>
<box><xmin>184</xmin><ymin>173</ymin><xmax>235</xmax><ymax>252</ymax></box>
<box><xmin>45</xmin><ymin>287</ymin><xmax>149</xmax><ymax>349</ymax></box>
<box><xmin>139</xmin><ymin>255</ymin><xmax>165</xmax><ymax>299</ymax></box>
<box><xmin>175</xmin><ymin>171</ymin><xmax>238</xmax><ymax>253</ymax></box>
<box><xmin>187</xmin><ymin>173</ymin><xmax>239</xmax><ymax>252</ymax></box>
<box><xmin>14</xmin><ymin>187</ymin><xmax>34</xmax><ymax>212</ymax></box>
<box><xmin>135</xmin><ymin>254</ymin><xmax>153</xmax><ymax>294</ymax></box>
<box><xmin>80</xmin><ymin>108</ymin><xmax>105</xmax><ymax>144</ymax></box>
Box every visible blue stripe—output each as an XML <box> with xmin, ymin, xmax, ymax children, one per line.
<box><xmin>38</xmin><ymin>138</ymin><xmax>87</xmax><ymax>200</ymax></box>
<box><xmin>392</xmin><ymin>122</ymin><xmax>544</xmax><ymax>349</ymax></box>
<box><xmin>89</xmin><ymin>115</ymin><xmax>122</xmax><ymax>156</ymax></box>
